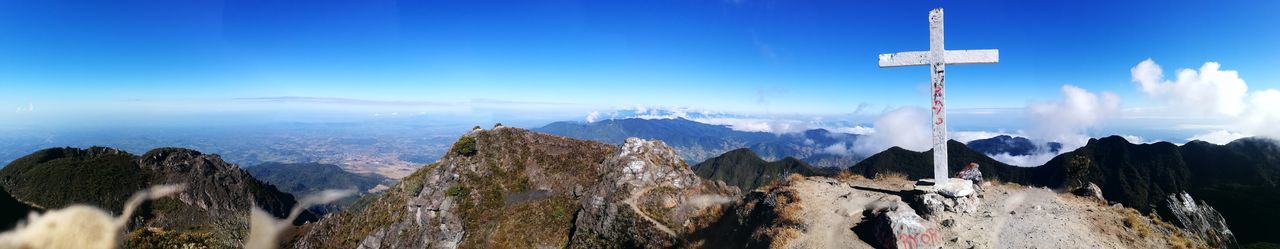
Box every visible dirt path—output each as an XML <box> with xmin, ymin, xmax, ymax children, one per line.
<box><xmin>783</xmin><ymin>178</ymin><xmax>889</xmax><ymax>248</ymax></box>
<box><xmin>623</xmin><ymin>186</ymin><xmax>678</xmax><ymax>237</ymax></box>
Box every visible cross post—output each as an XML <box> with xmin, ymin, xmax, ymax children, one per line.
<box><xmin>877</xmin><ymin>8</ymin><xmax>999</xmax><ymax>183</ymax></box>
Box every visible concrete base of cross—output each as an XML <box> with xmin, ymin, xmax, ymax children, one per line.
<box><xmin>914</xmin><ymin>178</ymin><xmax>976</xmax><ymax>198</ymax></box>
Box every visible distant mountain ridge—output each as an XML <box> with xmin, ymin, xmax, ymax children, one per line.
<box><xmin>966</xmin><ymin>135</ymin><xmax>1062</xmax><ymax>156</ymax></box>
<box><xmin>535</xmin><ymin>118</ymin><xmax>862</xmax><ymax>168</ymax></box>
<box><xmin>850</xmin><ymin>136</ymin><xmax>1280</xmax><ymax>246</ymax></box>
<box><xmin>691</xmin><ymin>148</ymin><xmax>831</xmax><ymax>192</ymax></box>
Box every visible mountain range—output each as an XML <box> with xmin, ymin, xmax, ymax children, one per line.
<box><xmin>0</xmin><ymin>123</ymin><xmax>1276</xmax><ymax>247</ymax></box>
<box><xmin>535</xmin><ymin>118</ymin><xmax>862</xmax><ymax>168</ymax></box>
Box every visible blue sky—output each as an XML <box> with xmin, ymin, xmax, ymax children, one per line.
<box><xmin>1</xmin><ymin>0</ymin><xmax>1279</xmax><ymax>143</ymax></box>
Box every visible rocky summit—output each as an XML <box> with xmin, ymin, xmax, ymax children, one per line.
<box><xmin>293</xmin><ymin>127</ymin><xmax>739</xmax><ymax>249</ymax></box>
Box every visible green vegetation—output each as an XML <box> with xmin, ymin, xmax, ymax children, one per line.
<box><xmin>453</xmin><ymin>136</ymin><xmax>478</xmax><ymax>156</ymax></box>
<box><xmin>0</xmin><ymin>147</ymin><xmax>149</xmax><ymax>213</ymax></box>
<box><xmin>446</xmin><ymin>185</ymin><xmax>465</xmax><ymax>197</ymax></box>
<box><xmin>692</xmin><ymin>148</ymin><xmax>825</xmax><ymax>192</ymax></box>
<box><xmin>125</xmin><ymin>228</ymin><xmax>219</xmax><ymax>249</ymax></box>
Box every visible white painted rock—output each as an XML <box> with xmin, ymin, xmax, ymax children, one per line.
<box><xmin>936</xmin><ymin>178</ymin><xmax>975</xmax><ymax>198</ymax></box>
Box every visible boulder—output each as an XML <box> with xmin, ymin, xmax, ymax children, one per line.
<box><xmin>935</xmin><ymin>178</ymin><xmax>975</xmax><ymax>198</ymax></box>
<box><xmin>873</xmin><ymin>206</ymin><xmax>942</xmax><ymax>249</ymax></box>
<box><xmin>912</xmin><ymin>193</ymin><xmax>981</xmax><ymax>220</ymax></box>
<box><xmin>1071</xmin><ymin>182</ymin><xmax>1105</xmax><ymax>202</ymax></box>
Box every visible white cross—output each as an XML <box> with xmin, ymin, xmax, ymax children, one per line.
<box><xmin>878</xmin><ymin>8</ymin><xmax>998</xmax><ymax>182</ymax></box>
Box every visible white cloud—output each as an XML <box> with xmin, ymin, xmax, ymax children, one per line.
<box><xmin>696</xmin><ymin>117</ymin><xmax>812</xmax><ymax>134</ymax></box>
<box><xmin>951</xmin><ymin>131</ymin><xmax>1015</xmax><ymax>144</ymax></box>
<box><xmin>14</xmin><ymin>103</ymin><xmax>33</xmax><ymax>113</ymax></box>
<box><xmin>1130</xmin><ymin>59</ymin><xmax>1280</xmax><ymax>140</ymax></box>
<box><xmin>823</xmin><ymin>143</ymin><xmax>851</xmax><ymax>156</ymax></box>
<box><xmin>585</xmin><ymin>111</ymin><xmax>601</xmax><ymax>123</ymax></box>
<box><xmin>1131</xmin><ymin>59</ymin><xmax>1248</xmax><ymax>116</ymax></box>
<box><xmin>1119</xmin><ymin>135</ymin><xmax>1146</xmax><ymax>144</ymax></box>
<box><xmin>852</xmin><ymin>107</ymin><xmax>932</xmax><ymax>155</ymax></box>
<box><xmin>834</xmin><ymin>125</ymin><xmax>875</xmax><ymax>135</ymax></box>
<box><xmin>1187</xmin><ymin>130</ymin><xmax>1250</xmax><ymax>145</ymax></box>
<box><xmin>990</xmin><ymin>152</ymin><xmax>1061</xmax><ymax>167</ymax></box>
<box><xmin>1240</xmin><ymin>89</ymin><xmax>1280</xmax><ymax>139</ymax></box>
<box><xmin>1026</xmin><ymin>85</ymin><xmax>1120</xmax><ymax>143</ymax></box>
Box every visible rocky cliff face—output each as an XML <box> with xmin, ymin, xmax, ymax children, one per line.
<box><xmin>0</xmin><ymin>146</ymin><xmax>305</xmax><ymax>247</ymax></box>
<box><xmin>1166</xmin><ymin>192</ymin><xmax>1237</xmax><ymax>248</ymax></box>
<box><xmin>293</xmin><ymin>128</ymin><xmax>739</xmax><ymax>249</ymax></box>
<box><xmin>141</xmin><ymin>148</ymin><xmax>300</xmax><ymax>222</ymax></box>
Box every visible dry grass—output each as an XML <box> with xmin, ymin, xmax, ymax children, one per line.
<box><xmin>874</xmin><ymin>172</ymin><xmax>908</xmax><ymax>181</ymax></box>
<box><xmin>785</xmin><ymin>173</ymin><xmax>806</xmax><ymax>184</ymax></box>
<box><xmin>755</xmin><ymin>185</ymin><xmax>805</xmax><ymax>248</ymax></box>
<box><xmin>833</xmin><ymin>171</ymin><xmax>864</xmax><ymax>182</ymax></box>
<box><xmin>1166</xmin><ymin>233</ymin><xmax>1200</xmax><ymax>249</ymax></box>
<box><xmin>1149</xmin><ymin>212</ymin><xmax>1209</xmax><ymax>249</ymax></box>
<box><xmin>1122</xmin><ymin>208</ymin><xmax>1152</xmax><ymax>238</ymax></box>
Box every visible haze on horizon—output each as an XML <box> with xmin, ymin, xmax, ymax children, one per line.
<box><xmin>1</xmin><ymin>0</ymin><xmax>1278</xmax><ymax>163</ymax></box>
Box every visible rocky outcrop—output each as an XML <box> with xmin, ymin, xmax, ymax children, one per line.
<box><xmin>295</xmin><ymin>128</ymin><xmax>614</xmax><ymax>248</ymax></box>
<box><xmin>1071</xmin><ymin>182</ymin><xmax>1105</xmax><ymax>202</ymax></box>
<box><xmin>293</xmin><ymin>128</ymin><xmax>739</xmax><ymax>249</ymax></box>
<box><xmin>570</xmin><ymin>138</ymin><xmax>740</xmax><ymax>248</ymax></box>
<box><xmin>140</xmin><ymin>148</ymin><xmax>303</xmax><ymax>228</ymax></box>
<box><xmin>1166</xmin><ymin>192</ymin><xmax>1237</xmax><ymax>249</ymax></box>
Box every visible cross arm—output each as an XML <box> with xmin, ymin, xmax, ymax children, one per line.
<box><xmin>878</xmin><ymin>49</ymin><xmax>999</xmax><ymax>68</ymax></box>
<box><xmin>943</xmin><ymin>49</ymin><xmax>999</xmax><ymax>65</ymax></box>
<box><xmin>878</xmin><ymin>51</ymin><xmax>931</xmax><ymax>68</ymax></box>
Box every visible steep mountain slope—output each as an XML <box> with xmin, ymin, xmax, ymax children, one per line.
<box><xmin>246</xmin><ymin>162</ymin><xmax>391</xmax><ymax>213</ymax></box>
<box><xmin>294</xmin><ymin>127</ymin><xmax>739</xmax><ymax>248</ymax></box>
<box><xmin>535</xmin><ymin>118</ymin><xmax>861</xmax><ymax>167</ymax></box>
<box><xmin>1172</xmin><ymin>138</ymin><xmax>1280</xmax><ymax>245</ymax></box>
<box><xmin>966</xmin><ymin>135</ymin><xmax>1062</xmax><ymax>156</ymax></box>
<box><xmin>0</xmin><ymin>146</ymin><xmax>309</xmax><ymax>247</ymax></box>
<box><xmin>0</xmin><ymin>186</ymin><xmax>37</xmax><ymax>231</ymax></box>
<box><xmin>852</xmin><ymin>136</ymin><xmax>1280</xmax><ymax>246</ymax></box>
<box><xmin>692</xmin><ymin>148</ymin><xmax>829</xmax><ymax>192</ymax></box>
